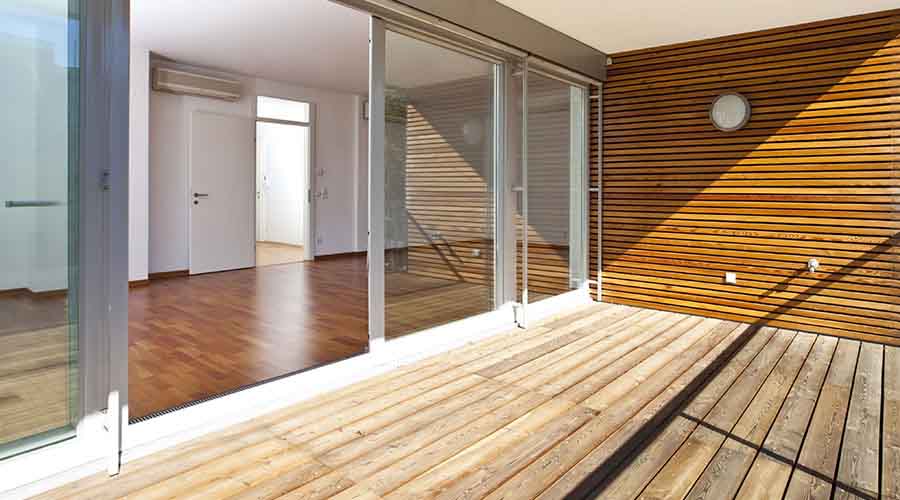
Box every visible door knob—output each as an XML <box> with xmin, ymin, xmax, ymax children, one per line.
<box><xmin>193</xmin><ymin>193</ymin><xmax>209</xmax><ymax>198</ymax></box>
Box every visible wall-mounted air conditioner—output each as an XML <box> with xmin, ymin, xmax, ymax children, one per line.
<box><xmin>152</xmin><ymin>67</ymin><xmax>242</xmax><ymax>102</ymax></box>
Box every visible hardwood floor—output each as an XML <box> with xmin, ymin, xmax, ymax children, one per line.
<box><xmin>129</xmin><ymin>256</ymin><xmax>369</xmax><ymax>419</ymax></box>
<box><xmin>40</xmin><ymin>303</ymin><xmax>770</xmax><ymax>499</ymax></box>
<box><xmin>0</xmin><ymin>289</ymin><xmax>73</xmax><ymax>448</ymax></box>
<box><xmin>256</xmin><ymin>241</ymin><xmax>306</xmax><ymax>267</ymax></box>
<box><xmin>385</xmin><ymin>273</ymin><xmax>493</xmax><ymax>339</ymax></box>
<box><xmin>0</xmin><ymin>326</ymin><xmax>72</xmax><ymax>447</ymax></box>
<box><xmin>0</xmin><ymin>290</ymin><xmax>66</xmax><ymax>337</ymax></box>
<box><xmin>130</xmin><ymin>256</ymin><xmax>510</xmax><ymax>419</ymax></box>
<box><xmin>2</xmin><ymin>255</ymin><xmax>539</xmax><ymax>424</ymax></box>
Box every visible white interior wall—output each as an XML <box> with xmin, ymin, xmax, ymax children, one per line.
<box><xmin>128</xmin><ymin>46</ymin><xmax>150</xmax><ymax>282</ymax></box>
<box><xmin>136</xmin><ymin>65</ymin><xmax>368</xmax><ymax>274</ymax></box>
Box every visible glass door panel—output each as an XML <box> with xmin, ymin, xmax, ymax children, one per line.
<box><xmin>0</xmin><ymin>0</ymin><xmax>80</xmax><ymax>457</ymax></box>
<box><xmin>383</xmin><ymin>29</ymin><xmax>497</xmax><ymax>339</ymax></box>
<box><xmin>518</xmin><ymin>70</ymin><xmax>588</xmax><ymax>305</ymax></box>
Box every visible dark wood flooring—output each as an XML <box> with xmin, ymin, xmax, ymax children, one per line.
<box><xmin>128</xmin><ymin>256</ymin><xmax>369</xmax><ymax>419</ymax></box>
<box><xmin>385</xmin><ymin>274</ymin><xmax>493</xmax><ymax>339</ymax></box>
<box><xmin>0</xmin><ymin>289</ymin><xmax>67</xmax><ymax>337</ymax></box>
<box><xmin>130</xmin><ymin>256</ymin><xmax>503</xmax><ymax>419</ymax></box>
<box><xmin>2</xmin><ymin>255</ymin><xmax>520</xmax><ymax>423</ymax></box>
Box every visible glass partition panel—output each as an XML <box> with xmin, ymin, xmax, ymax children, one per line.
<box><xmin>383</xmin><ymin>29</ymin><xmax>497</xmax><ymax>338</ymax></box>
<box><xmin>0</xmin><ymin>0</ymin><xmax>80</xmax><ymax>457</ymax></box>
<box><xmin>518</xmin><ymin>71</ymin><xmax>587</xmax><ymax>304</ymax></box>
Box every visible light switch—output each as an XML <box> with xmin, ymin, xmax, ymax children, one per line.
<box><xmin>724</xmin><ymin>272</ymin><xmax>737</xmax><ymax>285</ymax></box>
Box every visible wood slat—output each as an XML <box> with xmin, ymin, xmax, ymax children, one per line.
<box><xmin>37</xmin><ymin>303</ymin><xmax>896</xmax><ymax>499</ymax></box>
<box><xmin>885</xmin><ymin>346</ymin><xmax>900</xmax><ymax>500</ymax></box>
<box><xmin>589</xmin><ymin>326</ymin><xmax>779</xmax><ymax>500</ymax></box>
<box><xmin>834</xmin><ymin>342</ymin><xmax>883</xmax><ymax>499</ymax></box>
<box><xmin>683</xmin><ymin>332</ymin><xmax>815</xmax><ymax>500</ymax></box>
<box><xmin>595</xmin><ymin>325</ymin><xmax>891</xmax><ymax>500</ymax></box>
<box><xmin>736</xmin><ymin>335</ymin><xmax>839</xmax><ymax>499</ymax></box>
<box><xmin>784</xmin><ymin>338</ymin><xmax>860</xmax><ymax>499</ymax></box>
<box><xmin>635</xmin><ymin>328</ymin><xmax>796</xmax><ymax>499</ymax></box>
<box><xmin>595</xmin><ymin>8</ymin><xmax>900</xmax><ymax>343</ymax></box>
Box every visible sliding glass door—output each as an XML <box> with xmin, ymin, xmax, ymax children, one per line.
<box><xmin>0</xmin><ymin>0</ymin><xmax>80</xmax><ymax>458</ymax></box>
<box><xmin>368</xmin><ymin>17</ymin><xmax>591</xmax><ymax>341</ymax></box>
<box><xmin>518</xmin><ymin>70</ymin><xmax>589</xmax><ymax>305</ymax></box>
<box><xmin>381</xmin><ymin>29</ymin><xmax>499</xmax><ymax>339</ymax></box>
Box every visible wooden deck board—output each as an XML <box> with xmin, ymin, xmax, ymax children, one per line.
<box><xmin>36</xmin><ymin>303</ymin><xmax>896</xmax><ymax>500</ymax></box>
<box><xmin>885</xmin><ymin>346</ymin><xmax>900</xmax><ymax>500</ymax></box>
<box><xmin>736</xmin><ymin>335</ymin><xmax>838</xmax><ymax>500</ymax></box>
<box><xmin>636</xmin><ymin>328</ymin><xmax>796</xmax><ymax>500</ymax></box>
<box><xmin>784</xmin><ymin>339</ymin><xmax>860</xmax><ymax>500</ymax></box>
<box><xmin>834</xmin><ymin>342</ymin><xmax>883</xmax><ymax>499</ymax></box>
<box><xmin>589</xmin><ymin>325</ymin><xmax>777</xmax><ymax>500</ymax></box>
<box><xmin>533</xmin><ymin>322</ymin><xmax>750</xmax><ymax>500</ymax></box>
<box><xmin>683</xmin><ymin>332</ymin><xmax>815</xmax><ymax>500</ymax></box>
<box><xmin>590</xmin><ymin>325</ymin><xmax>893</xmax><ymax>500</ymax></box>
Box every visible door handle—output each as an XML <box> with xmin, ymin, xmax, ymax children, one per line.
<box><xmin>193</xmin><ymin>193</ymin><xmax>209</xmax><ymax>198</ymax></box>
<box><xmin>5</xmin><ymin>200</ymin><xmax>63</xmax><ymax>208</ymax></box>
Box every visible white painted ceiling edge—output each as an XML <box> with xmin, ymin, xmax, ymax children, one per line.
<box><xmin>132</xmin><ymin>0</ymin><xmax>371</xmax><ymax>95</ymax></box>
<box><xmin>496</xmin><ymin>0</ymin><xmax>900</xmax><ymax>54</ymax></box>
<box><xmin>132</xmin><ymin>0</ymin><xmax>497</xmax><ymax>94</ymax></box>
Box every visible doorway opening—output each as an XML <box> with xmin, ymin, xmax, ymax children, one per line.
<box><xmin>127</xmin><ymin>0</ymin><xmax>370</xmax><ymax>422</ymax></box>
<box><xmin>255</xmin><ymin>96</ymin><xmax>314</xmax><ymax>268</ymax></box>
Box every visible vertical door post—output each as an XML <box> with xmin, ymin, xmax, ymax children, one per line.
<box><xmin>518</xmin><ymin>58</ymin><xmax>529</xmax><ymax>328</ymax></box>
<box><xmin>368</xmin><ymin>17</ymin><xmax>386</xmax><ymax>348</ymax></box>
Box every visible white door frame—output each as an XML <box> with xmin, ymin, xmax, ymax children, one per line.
<box><xmin>254</xmin><ymin>102</ymin><xmax>316</xmax><ymax>262</ymax></box>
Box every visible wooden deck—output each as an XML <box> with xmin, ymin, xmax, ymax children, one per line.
<box><xmin>36</xmin><ymin>304</ymin><xmax>897</xmax><ymax>499</ymax></box>
<box><xmin>592</xmin><ymin>327</ymin><xmax>900</xmax><ymax>500</ymax></box>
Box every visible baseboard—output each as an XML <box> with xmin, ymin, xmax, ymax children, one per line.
<box><xmin>0</xmin><ymin>288</ymin><xmax>67</xmax><ymax>299</ymax></box>
<box><xmin>315</xmin><ymin>251</ymin><xmax>366</xmax><ymax>261</ymax></box>
<box><xmin>129</xmin><ymin>279</ymin><xmax>150</xmax><ymax>288</ymax></box>
<box><xmin>256</xmin><ymin>241</ymin><xmax>304</xmax><ymax>249</ymax></box>
<box><xmin>148</xmin><ymin>269</ymin><xmax>189</xmax><ymax>280</ymax></box>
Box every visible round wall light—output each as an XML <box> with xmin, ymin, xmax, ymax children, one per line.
<box><xmin>710</xmin><ymin>92</ymin><xmax>751</xmax><ymax>132</ymax></box>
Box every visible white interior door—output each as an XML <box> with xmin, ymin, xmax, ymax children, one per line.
<box><xmin>189</xmin><ymin>111</ymin><xmax>255</xmax><ymax>274</ymax></box>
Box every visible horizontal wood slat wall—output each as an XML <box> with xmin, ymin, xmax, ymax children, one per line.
<box><xmin>518</xmin><ymin>74</ymin><xmax>577</xmax><ymax>296</ymax></box>
<box><xmin>597</xmin><ymin>8</ymin><xmax>900</xmax><ymax>345</ymax></box>
<box><xmin>402</xmin><ymin>75</ymin><xmax>577</xmax><ymax>298</ymax></box>
<box><xmin>402</xmin><ymin>77</ymin><xmax>495</xmax><ymax>289</ymax></box>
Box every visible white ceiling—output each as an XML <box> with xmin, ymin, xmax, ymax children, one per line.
<box><xmin>133</xmin><ymin>0</ymin><xmax>898</xmax><ymax>91</ymax></box>
<box><xmin>132</xmin><ymin>0</ymin><xmax>370</xmax><ymax>94</ymax></box>
<box><xmin>132</xmin><ymin>0</ymin><xmax>496</xmax><ymax>94</ymax></box>
<box><xmin>496</xmin><ymin>0</ymin><xmax>900</xmax><ymax>54</ymax></box>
